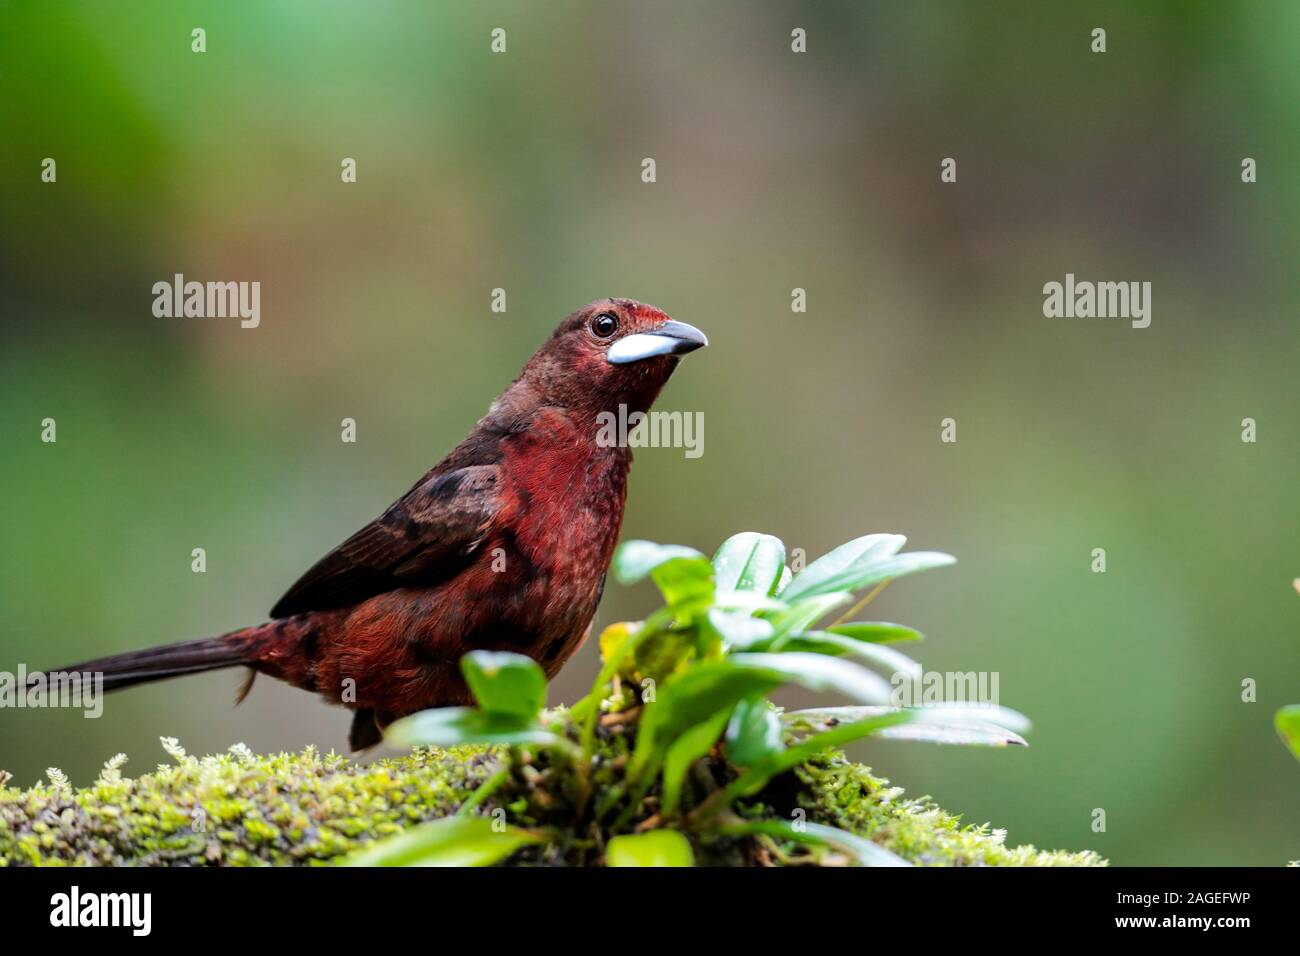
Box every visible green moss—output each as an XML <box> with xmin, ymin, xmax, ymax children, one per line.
<box><xmin>788</xmin><ymin>754</ymin><xmax>1103</xmax><ymax>866</ymax></box>
<box><xmin>0</xmin><ymin>731</ymin><xmax>1104</xmax><ymax>867</ymax></box>
<box><xmin>0</xmin><ymin>741</ymin><xmax>491</xmax><ymax>866</ymax></box>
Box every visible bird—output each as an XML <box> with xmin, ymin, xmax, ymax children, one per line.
<box><xmin>48</xmin><ymin>299</ymin><xmax>707</xmax><ymax>750</ymax></box>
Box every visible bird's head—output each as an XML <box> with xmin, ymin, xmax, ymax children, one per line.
<box><xmin>525</xmin><ymin>298</ymin><xmax>708</xmax><ymax>414</ymax></box>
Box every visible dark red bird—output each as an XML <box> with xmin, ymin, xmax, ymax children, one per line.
<box><xmin>53</xmin><ymin>299</ymin><xmax>706</xmax><ymax>749</ymax></box>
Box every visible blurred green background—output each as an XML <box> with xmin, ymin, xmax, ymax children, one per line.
<box><xmin>2</xmin><ymin>1</ymin><xmax>1297</xmax><ymax>865</ymax></box>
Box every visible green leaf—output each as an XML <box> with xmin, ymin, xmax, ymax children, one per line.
<box><xmin>612</xmin><ymin>540</ymin><xmax>706</xmax><ymax>584</ymax></box>
<box><xmin>460</xmin><ymin>651</ymin><xmax>546</xmax><ymax>719</ymax></box>
<box><xmin>827</xmin><ymin>621</ymin><xmax>924</xmax><ymax>644</ymax></box>
<box><xmin>719</xmin><ymin>818</ymin><xmax>909</xmax><ymax>867</ymax></box>
<box><xmin>872</xmin><ymin>719</ymin><xmax>1026</xmax><ymax>747</ymax></box>
<box><xmin>650</xmin><ymin>555</ymin><xmax>715</xmax><ymax>612</ymax></box>
<box><xmin>780</xmin><ymin>534</ymin><xmax>955</xmax><ymax>603</ymax></box>
<box><xmin>704</xmin><ymin>608</ymin><xmax>775</xmax><ymax>652</ymax></box>
<box><xmin>631</xmin><ymin>661</ymin><xmax>785</xmax><ymax>777</ymax></box>
<box><xmin>929</xmin><ymin>702</ymin><xmax>1029</xmax><ymax>733</ymax></box>
<box><xmin>790</xmin><ymin>551</ymin><xmax>956</xmax><ymax>602</ymax></box>
<box><xmin>605</xmin><ymin>829</ymin><xmax>694</xmax><ymax>867</ymax></box>
<box><xmin>725</xmin><ymin>697</ymin><xmax>784</xmax><ymax>766</ymax></box>
<box><xmin>768</xmin><ymin>591</ymin><xmax>854</xmax><ymax>636</ymax></box>
<box><xmin>716</xmin><ymin>710</ymin><xmax>918</xmax><ymax>803</ymax></box>
<box><xmin>385</xmin><ymin>707</ymin><xmax>561</xmax><ymax>749</ymax></box>
<box><xmin>906</xmin><ymin>702</ymin><xmax>1031</xmax><ymax>733</ymax></box>
<box><xmin>797</xmin><ymin>822</ymin><xmax>910</xmax><ymax>866</ymax></box>
<box><xmin>612</xmin><ymin>540</ymin><xmax>716</xmax><ymax>613</ymax></box>
<box><xmin>779</xmin><ymin>534</ymin><xmax>907</xmax><ymax>601</ymax></box>
<box><xmin>637</xmin><ymin>653</ymin><xmax>891</xmax><ymax>778</ymax></box>
<box><xmin>712</xmin><ymin>532</ymin><xmax>786</xmax><ymax>595</ymax></box>
<box><xmin>1277</xmin><ymin>705</ymin><xmax>1300</xmax><ymax>762</ymax></box>
<box><xmin>347</xmin><ymin>815</ymin><xmax>542</xmax><ymax>867</ymax></box>
<box><xmin>661</xmin><ymin>708</ymin><xmax>732</xmax><ymax>814</ymax></box>
<box><xmin>784</xmin><ymin>704</ymin><xmax>1031</xmax><ymax>745</ymax></box>
<box><xmin>727</xmin><ymin>652</ymin><xmax>894</xmax><ymax>704</ymax></box>
<box><xmin>712</xmin><ymin>590</ymin><xmax>789</xmax><ymax>614</ymax></box>
<box><xmin>775</xmin><ymin>631</ymin><xmax>922</xmax><ymax>682</ymax></box>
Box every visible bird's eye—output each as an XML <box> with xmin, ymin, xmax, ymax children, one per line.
<box><xmin>590</xmin><ymin>312</ymin><xmax>619</xmax><ymax>338</ymax></box>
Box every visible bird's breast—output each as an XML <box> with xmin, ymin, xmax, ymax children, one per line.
<box><xmin>457</xmin><ymin>408</ymin><xmax>631</xmax><ymax>668</ymax></box>
<box><xmin>506</xmin><ymin>410</ymin><xmax>630</xmax><ymax>593</ymax></box>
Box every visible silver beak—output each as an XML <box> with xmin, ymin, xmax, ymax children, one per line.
<box><xmin>606</xmin><ymin>320</ymin><xmax>709</xmax><ymax>365</ymax></box>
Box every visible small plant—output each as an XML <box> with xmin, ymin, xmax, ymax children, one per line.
<box><xmin>354</xmin><ymin>531</ymin><xmax>1033</xmax><ymax>867</ymax></box>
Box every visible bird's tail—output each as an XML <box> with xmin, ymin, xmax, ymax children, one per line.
<box><xmin>46</xmin><ymin>629</ymin><xmax>260</xmax><ymax>693</ymax></box>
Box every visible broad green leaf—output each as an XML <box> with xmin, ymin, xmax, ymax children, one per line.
<box><xmin>870</xmin><ymin>719</ymin><xmax>1026</xmax><ymax>747</ymax></box>
<box><xmin>712</xmin><ymin>532</ymin><xmax>786</xmax><ymax>595</ymax></box>
<box><xmin>768</xmin><ymin>591</ymin><xmax>853</xmax><ymax>636</ymax></box>
<box><xmin>784</xmin><ymin>704</ymin><xmax>1031</xmax><ymax>744</ymax></box>
<box><xmin>650</xmin><ymin>555</ymin><xmax>714</xmax><ymax>612</ymax></box>
<box><xmin>612</xmin><ymin>540</ymin><xmax>706</xmax><ymax>584</ymax></box>
<box><xmin>779</xmin><ymin>534</ymin><xmax>907</xmax><ymax>601</ymax></box>
<box><xmin>828</xmin><ymin>622</ymin><xmax>924</xmax><ymax>644</ymax></box>
<box><xmin>705</xmin><ymin>608</ymin><xmax>775</xmax><ymax>652</ymax></box>
<box><xmin>719</xmin><ymin>818</ymin><xmax>909</xmax><ymax>867</ymax></box>
<box><xmin>1277</xmin><ymin>705</ymin><xmax>1300</xmax><ymax>762</ymax></box>
<box><xmin>460</xmin><ymin>651</ymin><xmax>546</xmax><ymax>719</ymax></box>
<box><xmin>662</xmin><ymin>708</ymin><xmax>732</xmax><ymax>814</ymax></box>
<box><xmin>728</xmin><ymin>652</ymin><xmax>893</xmax><ymax>704</ymax></box>
<box><xmin>637</xmin><ymin>654</ymin><xmax>893</xmax><ymax>778</ymax></box>
<box><xmin>631</xmin><ymin>661</ymin><xmax>785</xmax><ymax>777</ymax></box>
<box><xmin>606</xmin><ymin>829</ymin><xmax>694</xmax><ymax>867</ymax></box>
<box><xmin>788</xmin><ymin>551</ymin><xmax>956</xmax><ymax>601</ymax></box>
<box><xmin>347</xmin><ymin>815</ymin><xmax>542</xmax><ymax>867</ymax></box>
<box><xmin>775</xmin><ymin>631</ymin><xmax>922</xmax><ymax>682</ymax></box>
<box><xmin>904</xmin><ymin>701</ymin><xmax>1031</xmax><ymax>733</ymax></box>
<box><xmin>712</xmin><ymin>590</ymin><xmax>789</xmax><ymax>614</ymax></box>
<box><xmin>725</xmin><ymin>697</ymin><xmax>784</xmax><ymax>766</ymax></box>
<box><xmin>385</xmin><ymin>707</ymin><xmax>561</xmax><ymax>749</ymax></box>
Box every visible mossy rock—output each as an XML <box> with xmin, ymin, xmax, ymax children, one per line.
<box><xmin>0</xmin><ymin>734</ymin><xmax>1104</xmax><ymax>867</ymax></box>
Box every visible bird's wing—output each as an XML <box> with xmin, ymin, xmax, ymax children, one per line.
<box><xmin>269</xmin><ymin>464</ymin><xmax>502</xmax><ymax>618</ymax></box>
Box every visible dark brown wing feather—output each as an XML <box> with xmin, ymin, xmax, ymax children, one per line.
<box><xmin>269</xmin><ymin>464</ymin><xmax>501</xmax><ymax>618</ymax></box>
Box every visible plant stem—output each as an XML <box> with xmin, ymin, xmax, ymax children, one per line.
<box><xmin>593</xmin><ymin>784</ymin><xmax>625</xmax><ymax>821</ymax></box>
<box><xmin>610</xmin><ymin>775</ymin><xmax>656</xmax><ymax>831</ymax></box>
<box><xmin>688</xmin><ymin>710</ymin><xmax>914</xmax><ymax>827</ymax></box>
<box><xmin>573</xmin><ymin>608</ymin><xmax>673</xmax><ymax>819</ymax></box>
<box><xmin>829</xmin><ymin>579</ymin><xmax>891</xmax><ymax>628</ymax></box>
<box><xmin>456</xmin><ymin>764</ymin><xmax>510</xmax><ymax>817</ymax></box>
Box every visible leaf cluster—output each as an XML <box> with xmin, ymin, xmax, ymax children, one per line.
<box><xmin>360</xmin><ymin>531</ymin><xmax>1030</xmax><ymax>867</ymax></box>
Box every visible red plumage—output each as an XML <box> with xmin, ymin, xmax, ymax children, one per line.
<box><xmin>50</xmin><ymin>299</ymin><xmax>706</xmax><ymax>749</ymax></box>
